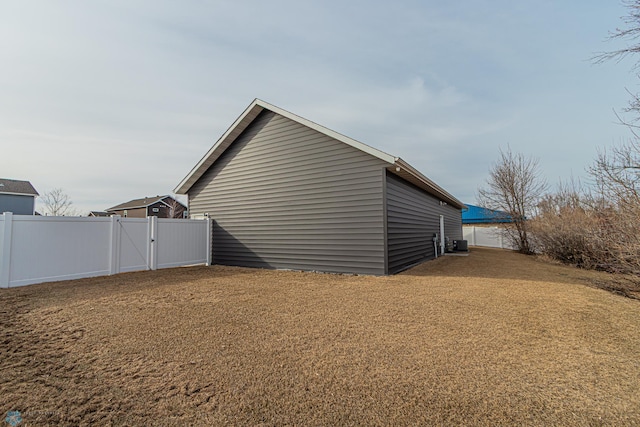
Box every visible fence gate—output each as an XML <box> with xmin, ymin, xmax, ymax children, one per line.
<box><xmin>0</xmin><ymin>213</ymin><xmax>212</xmax><ymax>288</ymax></box>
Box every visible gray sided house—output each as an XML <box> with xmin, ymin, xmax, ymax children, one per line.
<box><xmin>0</xmin><ymin>178</ymin><xmax>39</xmax><ymax>215</ymax></box>
<box><xmin>175</xmin><ymin>99</ymin><xmax>464</xmax><ymax>275</ymax></box>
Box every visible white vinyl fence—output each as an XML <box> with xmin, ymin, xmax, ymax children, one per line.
<box><xmin>0</xmin><ymin>212</ymin><xmax>211</xmax><ymax>288</ymax></box>
<box><xmin>463</xmin><ymin>225</ymin><xmax>515</xmax><ymax>250</ymax></box>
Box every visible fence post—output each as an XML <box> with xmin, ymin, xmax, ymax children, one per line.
<box><xmin>148</xmin><ymin>216</ymin><xmax>158</xmax><ymax>270</ymax></box>
<box><xmin>109</xmin><ymin>215</ymin><xmax>121</xmax><ymax>275</ymax></box>
<box><xmin>206</xmin><ymin>218</ymin><xmax>212</xmax><ymax>266</ymax></box>
<box><xmin>0</xmin><ymin>212</ymin><xmax>13</xmax><ymax>288</ymax></box>
<box><xmin>472</xmin><ymin>226</ymin><xmax>477</xmax><ymax>246</ymax></box>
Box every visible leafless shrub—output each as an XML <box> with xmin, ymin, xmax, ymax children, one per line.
<box><xmin>532</xmin><ymin>169</ymin><xmax>640</xmax><ymax>275</ymax></box>
<box><xmin>531</xmin><ymin>181</ymin><xmax>605</xmax><ymax>270</ymax></box>
<box><xmin>164</xmin><ymin>196</ymin><xmax>186</xmax><ymax>219</ymax></box>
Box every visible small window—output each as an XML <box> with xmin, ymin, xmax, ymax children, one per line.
<box><xmin>123</xmin><ymin>210</ymin><xmax>128</xmax><ymax>218</ymax></box>
<box><xmin>152</xmin><ymin>208</ymin><xmax>160</xmax><ymax>213</ymax></box>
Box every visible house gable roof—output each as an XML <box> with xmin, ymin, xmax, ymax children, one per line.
<box><xmin>175</xmin><ymin>99</ymin><xmax>465</xmax><ymax>209</ymax></box>
<box><xmin>0</xmin><ymin>178</ymin><xmax>39</xmax><ymax>196</ymax></box>
<box><xmin>106</xmin><ymin>195</ymin><xmax>185</xmax><ymax>212</ymax></box>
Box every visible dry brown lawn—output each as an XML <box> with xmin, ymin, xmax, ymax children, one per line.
<box><xmin>1</xmin><ymin>248</ymin><xmax>639</xmax><ymax>426</ymax></box>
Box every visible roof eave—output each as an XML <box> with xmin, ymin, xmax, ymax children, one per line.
<box><xmin>392</xmin><ymin>158</ymin><xmax>465</xmax><ymax>209</ymax></box>
<box><xmin>0</xmin><ymin>191</ymin><xmax>38</xmax><ymax>197</ymax></box>
<box><xmin>174</xmin><ymin>100</ymin><xmax>266</xmax><ymax>194</ymax></box>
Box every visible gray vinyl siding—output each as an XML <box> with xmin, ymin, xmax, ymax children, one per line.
<box><xmin>0</xmin><ymin>194</ymin><xmax>35</xmax><ymax>215</ymax></box>
<box><xmin>442</xmin><ymin>203</ymin><xmax>463</xmax><ymax>242</ymax></box>
<box><xmin>188</xmin><ymin>110</ymin><xmax>388</xmax><ymax>275</ymax></box>
<box><xmin>386</xmin><ymin>172</ymin><xmax>462</xmax><ymax>274</ymax></box>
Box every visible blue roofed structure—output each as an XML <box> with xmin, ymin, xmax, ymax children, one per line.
<box><xmin>462</xmin><ymin>204</ymin><xmax>512</xmax><ymax>224</ymax></box>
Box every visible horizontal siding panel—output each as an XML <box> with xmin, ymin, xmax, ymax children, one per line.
<box><xmin>215</xmin><ymin>240</ymin><xmax>383</xmax><ymax>249</ymax></box>
<box><xmin>443</xmin><ymin>204</ymin><xmax>463</xmax><ymax>241</ymax></box>
<box><xmin>216</xmin><ymin>228</ymin><xmax>383</xmax><ymax>237</ymax></box>
<box><xmin>214</xmin><ymin>147</ymin><xmax>375</xmax><ymax>176</ymax></box>
<box><xmin>217</xmin><ymin>215</ymin><xmax>382</xmax><ymax>226</ymax></box>
<box><xmin>214</xmin><ymin>229</ymin><xmax>384</xmax><ymax>238</ymax></box>
<box><xmin>201</xmin><ymin>156</ymin><xmax>382</xmax><ymax>188</ymax></box>
<box><xmin>213</xmin><ymin>246</ymin><xmax>383</xmax><ymax>258</ymax></box>
<box><xmin>214</xmin><ymin>132</ymin><xmax>355</xmax><ymax>164</ymax></box>
<box><xmin>191</xmin><ymin>182</ymin><xmax>382</xmax><ymax>206</ymax></box>
<box><xmin>197</xmin><ymin>203</ymin><xmax>382</xmax><ymax>217</ymax></box>
<box><xmin>386</xmin><ymin>171</ymin><xmax>462</xmax><ymax>274</ymax></box>
<box><xmin>213</xmin><ymin>253</ymin><xmax>384</xmax><ymax>267</ymax></box>
<box><xmin>193</xmin><ymin>168</ymin><xmax>382</xmax><ymax>195</ymax></box>
<box><xmin>190</xmin><ymin>110</ymin><xmax>387</xmax><ymax>275</ymax></box>
<box><xmin>213</xmin><ymin>249</ymin><xmax>383</xmax><ymax>263</ymax></box>
<box><xmin>211</xmin><ymin>207</ymin><xmax>382</xmax><ymax>222</ymax></box>
<box><xmin>192</xmin><ymin>198</ymin><xmax>382</xmax><ymax>215</ymax></box>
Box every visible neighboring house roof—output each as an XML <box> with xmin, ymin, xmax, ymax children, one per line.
<box><xmin>462</xmin><ymin>204</ymin><xmax>512</xmax><ymax>224</ymax></box>
<box><xmin>0</xmin><ymin>178</ymin><xmax>39</xmax><ymax>196</ymax></box>
<box><xmin>174</xmin><ymin>99</ymin><xmax>465</xmax><ymax>209</ymax></box>
<box><xmin>89</xmin><ymin>211</ymin><xmax>111</xmax><ymax>217</ymax></box>
<box><xmin>106</xmin><ymin>195</ymin><xmax>185</xmax><ymax>212</ymax></box>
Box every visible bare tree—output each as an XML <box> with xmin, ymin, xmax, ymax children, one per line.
<box><xmin>594</xmin><ymin>0</ymin><xmax>640</xmax><ymax>126</ymax></box>
<box><xmin>164</xmin><ymin>196</ymin><xmax>186</xmax><ymax>219</ymax></box>
<box><xmin>528</xmin><ymin>1</ymin><xmax>640</xmax><ymax>275</ymax></box>
<box><xmin>478</xmin><ymin>147</ymin><xmax>548</xmax><ymax>254</ymax></box>
<box><xmin>41</xmin><ymin>188</ymin><xmax>78</xmax><ymax>216</ymax></box>
<box><xmin>593</xmin><ymin>0</ymin><xmax>640</xmax><ymax>69</ymax></box>
<box><xmin>589</xmin><ymin>139</ymin><xmax>640</xmax><ymax>205</ymax></box>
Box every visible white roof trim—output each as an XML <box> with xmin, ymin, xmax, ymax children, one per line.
<box><xmin>0</xmin><ymin>191</ymin><xmax>37</xmax><ymax>198</ymax></box>
<box><xmin>255</xmin><ymin>99</ymin><xmax>397</xmax><ymax>164</ymax></box>
<box><xmin>174</xmin><ymin>98</ymin><xmax>464</xmax><ymax>209</ymax></box>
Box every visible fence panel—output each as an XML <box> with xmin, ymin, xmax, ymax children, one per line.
<box><xmin>156</xmin><ymin>218</ymin><xmax>209</xmax><ymax>269</ymax></box>
<box><xmin>118</xmin><ymin>218</ymin><xmax>151</xmax><ymax>273</ymax></box>
<box><xmin>8</xmin><ymin>215</ymin><xmax>112</xmax><ymax>287</ymax></box>
<box><xmin>463</xmin><ymin>226</ymin><xmax>514</xmax><ymax>249</ymax></box>
<box><xmin>0</xmin><ymin>213</ymin><xmax>211</xmax><ymax>288</ymax></box>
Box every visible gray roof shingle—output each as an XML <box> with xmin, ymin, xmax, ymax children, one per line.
<box><xmin>0</xmin><ymin>178</ymin><xmax>39</xmax><ymax>196</ymax></box>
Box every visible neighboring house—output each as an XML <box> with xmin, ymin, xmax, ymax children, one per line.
<box><xmin>175</xmin><ymin>99</ymin><xmax>464</xmax><ymax>275</ymax></box>
<box><xmin>0</xmin><ymin>178</ymin><xmax>39</xmax><ymax>215</ymax></box>
<box><xmin>462</xmin><ymin>204</ymin><xmax>512</xmax><ymax>225</ymax></box>
<box><xmin>105</xmin><ymin>195</ymin><xmax>187</xmax><ymax>218</ymax></box>
<box><xmin>88</xmin><ymin>211</ymin><xmax>112</xmax><ymax>217</ymax></box>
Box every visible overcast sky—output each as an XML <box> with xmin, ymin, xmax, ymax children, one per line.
<box><xmin>1</xmin><ymin>1</ymin><xmax>637</xmax><ymax>214</ymax></box>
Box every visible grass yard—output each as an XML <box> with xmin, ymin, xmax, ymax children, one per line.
<box><xmin>1</xmin><ymin>248</ymin><xmax>639</xmax><ymax>426</ymax></box>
